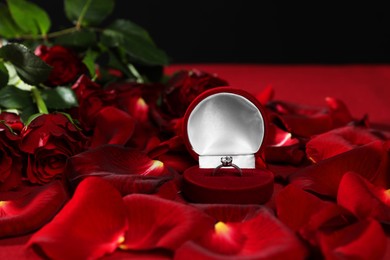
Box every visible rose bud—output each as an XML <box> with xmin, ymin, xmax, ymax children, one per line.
<box><xmin>35</xmin><ymin>45</ymin><xmax>84</xmax><ymax>86</ymax></box>
<box><xmin>163</xmin><ymin>69</ymin><xmax>228</xmax><ymax>117</ymax></box>
<box><xmin>20</xmin><ymin>113</ymin><xmax>86</xmax><ymax>184</ymax></box>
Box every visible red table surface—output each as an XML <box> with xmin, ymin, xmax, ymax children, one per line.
<box><xmin>1</xmin><ymin>64</ymin><xmax>390</xmax><ymax>259</ymax></box>
<box><xmin>166</xmin><ymin>64</ymin><xmax>390</xmax><ymax>129</ymax></box>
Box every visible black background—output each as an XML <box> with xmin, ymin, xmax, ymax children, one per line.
<box><xmin>31</xmin><ymin>1</ymin><xmax>390</xmax><ymax>63</ymax></box>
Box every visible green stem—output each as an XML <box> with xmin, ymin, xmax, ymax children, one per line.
<box><xmin>31</xmin><ymin>87</ymin><xmax>48</xmax><ymax>114</ymax></box>
<box><xmin>128</xmin><ymin>64</ymin><xmax>144</xmax><ymax>83</ymax></box>
<box><xmin>16</xmin><ymin>27</ymin><xmax>79</xmax><ymax>40</ymax></box>
<box><xmin>76</xmin><ymin>0</ymin><xmax>93</xmax><ymax>29</ymax></box>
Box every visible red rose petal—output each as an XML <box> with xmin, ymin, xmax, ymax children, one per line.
<box><xmin>276</xmin><ymin>185</ymin><xmax>352</xmax><ymax>245</ymax></box>
<box><xmin>194</xmin><ymin>204</ymin><xmax>263</xmax><ymax>223</ymax></box>
<box><xmin>337</xmin><ymin>172</ymin><xmax>390</xmax><ymax>223</ymax></box>
<box><xmin>155</xmin><ymin>179</ymin><xmax>185</xmax><ymax>202</ymax></box>
<box><xmin>269</xmin><ymin>100</ymin><xmax>334</xmax><ymax>137</ymax></box>
<box><xmin>265</xmin><ymin>123</ymin><xmax>304</xmax><ymax>165</ymax></box>
<box><xmin>120</xmin><ymin>194</ymin><xmax>213</xmax><ymax>251</ymax></box>
<box><xmin>66</xmin><ymin>145</ymin><xmax>174</xmax><ymax>195</ymax></box>
<box><xmin>89</xmin><ymin>106</ymin><xmax>135</xmax><ymax>148</ymax></box>
<box><xmin>256</xmin><ymin>85</ymin><xmax>274</xmax><ymax>105</ymax></box>
<box><xmin>28</xmin><ymin>178</ymin><xmax>127</xmax><ymax>259</ymax></box>
<box><xmin>318</xmin><ymin>219</ymin><xmax>387</xmax><ymax>260</ymax></box>
<box><xmin>157</xmin><ymin>152</ymin><xmax>197</xmax><ymax>174</ymax></box>
<box><xmin>290</xmin><ymin>140</ymin><xmax>390</xmax><ymax>197</ymax></box>
<box><xmin>175</xmin><ymin>208</ymin><xmax>307</xmax><ymax>259</ymax></box>
<box><xmin>325</xmin><ymin>97</ymin><xmax>353</xmax><ymax>127</ymax></box>
<box><xmin>0</xmin><ymin>181</ymin><xmax>68</xmax><ymax>238</ymax></box>
<box><xmin>306</xmin><ymin>126</ymin><xmax>381</xmax><ymax>162</ymax></box>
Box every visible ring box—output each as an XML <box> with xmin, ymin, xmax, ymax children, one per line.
<box><xmin>182</xmin><ymin>87</ymin><xmax>274</xmax><ymax>204</ymax></box>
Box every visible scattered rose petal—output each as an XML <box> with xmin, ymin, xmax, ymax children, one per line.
<box><xmin>325</xmin><ymin>97</ymin><xmax>353</xmax><ymax>127</ymax></box>
<box><xmin>268</xmin><ymin>100</ymin><xmax>333</xmax><ymax>137</ymax></box>
<box><xmin>28</xmin><ymin>178</ymin><xmax>127</xmax><ymax>260</ymax></box>
<box><xmin>268</xmin><ymin>97</ymin><xmax>353</xmax><ymax>138</ymax></box>
<box><xmin>66</xmin><ymin>145</ymin><xmax>174</xmax><ymax>195</ymax></box>
<box><xmin>157</xmin><ymin>152</ymin><xmax>197</xmax><ymax>174</ymax></box>
<box><xmin>155</xmin><ymin>180</ymin><xmax>185</xmax><ymax>202</ymax></box>
<box><xmin>89</xmin><ymin>106</ymin><xmax>135</xmax><ymax>148</ymax></box>
<box><xmin>318</xmin><ymin>219</ymin><xmax>387</xmax><ymax>260</ymax></box>
<box><xmin>265</xmin><ymin>123</ymin><xmax>304</xmax><ymax>165</ymax></box>
<box><xmin>306</xmin><ymin>125</ymin><xmax>381</xmax><ymax>162</ymax></box>
<box><xmin>276</xmin><ymin>185</ymin><xmax>353</xmax><ymax>245</ymax></box>
<box><xmin>256</xmin><ymin>85</ymin><xmax>274</xmax><ymax>105</ymax></box>
<box><xmin>264</xmin><ymin>182</ymin><xmax>285</xmax><ymax>211</ymax></box>
<box><xmin>0</xmin><ymin>181</ymin><xmax>68</xmax><ymax>238</ymax></box>
<box><xmin>194</xmin><ymin>204</ymin><xmax>263</xmax><ymax>223</ymax></box>
<box><xmin>337</xmin><ymin>172</ymin><xmax>390</xmax><ymax>223</ymax></box>
<box><xmin>175</xmin><ymin>207</ymin><xmax>307</xmax><ymax>259</ymax></box>
<box><xmin>268</xmin><ymin>164</ymin><xmax>301</xmax><ymax>181</ymax></box>
<box><xmin>290</xmin><ymin>140</ymin><xmax>390</xmax><ymax>197</ymax></box>
<box><xmin>120</xmin><ymin>194</ymin><xmax>213</xmax><ymax>251</ymax></box>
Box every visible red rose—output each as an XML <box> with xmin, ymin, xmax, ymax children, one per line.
<box><xmin>0</xmin><ymin>121</ymin><xmax>22</xmax><ymax>191</ymax></box>
<box><xmin>71</xmin><ymin>75</ymin><xmax>108</xmax><ymax>130</ymax></box>
<box><xmin>35</xmin><ymin>45</ymin><xmax>83</xmax><ymax>86</ymax></box>
<box><xmin>163</xmin><ymin>69</ymin><xmax>228</xmax><ymax>117</ymax></box>
<box><xmin>20</xmin><ymin>113</ymin><xmax>86</xmax><ymax>184</ymax></box>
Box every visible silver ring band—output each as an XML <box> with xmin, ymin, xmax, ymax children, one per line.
<box><xmin>212</xmin><ymin>156</ymin><xmax>242</xmax><ymax>176</ymax></box>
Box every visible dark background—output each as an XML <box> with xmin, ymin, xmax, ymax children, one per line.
<box><xmin>32</xmin><ymin>1</ymin><xmax>390</xmax><ymax>63</ymax></box>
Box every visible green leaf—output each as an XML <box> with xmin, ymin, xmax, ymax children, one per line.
<box><xmin>82</xmin><ymin>48</ymin><xmax>98</xmax><ymax>77</ymax></box>
<box><xmin>64</xmin><ymin>0</ymin><xmax>114</xmax><ymax>26</ymax></box>
<box><xmin>0</xmin><ymin>3</ymin><xmax>22</xmax><ymax>38</ymax></box>
<box><xmin>54</xmin><ymin>29</ymin><xmax>97</xmax><ymax>48</ymax></box>
<box><xmin>22</xmin><ymin>112</ymin><xmax>41</xmax><ymax>126</ymax></box>
<box><xmin>0</xmin><ymin>62</ymin><xmax>9</xmax><ymax>88</ymax></box>
<box><xmin>101</xmin><ymin>19</ymin><xmax>169</xmax><ymax>66</ymax></box>
<box><xmin>0</xmin><ymin>43</ymin><xmax>52</xmax><ymax>85</ymax></box>
<box><xmin>41</xmin><ymin>87</ymin><xmax>78</xmax><ymax>110</ymax></box>
<box><xmin>0</xmin><ymin>85</ymin><xmax>32</xmax><ymax>109</ymax></box>
<box><xmin>6</xmin><ymin>0</ymin><xmax>51</xmax><ymax>35</ymax></box>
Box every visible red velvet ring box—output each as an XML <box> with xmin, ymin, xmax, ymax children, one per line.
<box><xmin>182</xmin><ymin>87</ymin><xmax>274</xmax><ymax>204</ymax></box>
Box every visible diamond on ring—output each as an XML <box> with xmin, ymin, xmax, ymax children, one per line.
<box><xmin>221</xmin><ymin>156</ymin><xmax>233</xmax><ymax>166</ymax></box>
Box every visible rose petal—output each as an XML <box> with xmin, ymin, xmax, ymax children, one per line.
<box><xmin>175</xmin><ymin>208</ymin><xmax>307</xmax><ymax>259</ymax></box>
<box><xmin>325</xmin><ymin>97</ymin><xmax>353</xmax><ymax>127</ymax></box>
<box><xmin>318</xmin><ymin>219</ymin><xmax>387</xmax><ymax>260</ymax></box>
<box><xmin>290</xmin><ymin>140</ymin><xmax>390</xmax><ymax>197</ymax></box>
<box><xmin>265</xmin><ymin>123</ymin><xmax>304</xmax><ymax>165</ymax></box>
<box><xmin>276</xmin><ymin>185</ymin><xmax>352</xmax><ymax>245</ymax></box>
<box><xmin>157</xmin><ymin>152</ymin><xmax>197</xmax><ymax>174</ymax></box>
<box><xmin>194</xmin><ymin>204</ymin><xmax>263</xmax><ymax>223</ymax></box>
<box><xmin>306</xmin><ymin>126</ymin><xmax>381</xmax><ymax>162</ymax></box>
<box><xmin>268</xmin><ymin>100</ymin><xmax>333</xmax><ymax>137</ymax></box>
<box><xmin>66</xmin><ymin>145</ymin><xmax>174</xmax><ymax>196</ymax></box>
<box><xmin>27</xmin><ymin>178</ymin><xmax>127</xmax><ymax>259</ymax></box>
<box><xmin>103</xmin><ymin>250</ymin><xmax>171</xmax><ymax>260</ymax></box>
<box><xmin>0</xmin><ymin>112</ymin><xmax>24</xmax><ymax>133</ymax></box>
<box><xmin>337</xmin><ymin>172</ymin><xmax>390</xmax><ymax>223</ymax></box>
<box><xmin>89</xmin><ymin>106</ymin><xmax>135</xmax><ymax>148</ymax></box>
<box><xmin>0</xmin><ymin>181</ymin><xmax>68</xmax><ymax>238</ymax></box>
<box><xmin>155</xmin><ymin>179</ymin><xmax>185</xmax><ymax>202</ymax></box>
<box><xmin>256</xmin><ymin>85</ymin><xmax>274</xmax><ymax>105</ymax></box>
<box><xmin>268</xmin><ymin>164</ymin><xmax>301</xmax><ymax>181</ymax></box>
<box><xmin>120</xmin><ymin>194</ymin><xmax>213</xmax><ymax>251</ymax></box>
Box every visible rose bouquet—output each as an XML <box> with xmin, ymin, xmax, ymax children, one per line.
<box><xmin>0</xmin><ymin>0</ymin><xmax>390</xmax><ymax>259</ymax></box>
